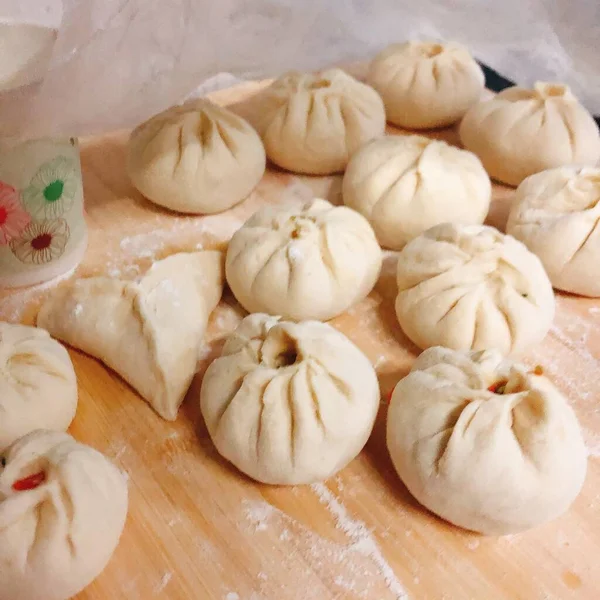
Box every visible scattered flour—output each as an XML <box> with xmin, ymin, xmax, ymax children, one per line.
<box><xmin>466</xmin><ymin>539</ymin><xmax>480</xmax><ymax>551</ymax></box>
<box><xmin>279</xmin><ymin>529</ymin><xmax>291</xmax><ymax>541</ymax></box>
<box><xmin>244</xmin><ymin>501</ymin><xmax>274</xmax><ymax>533</ymax></box>
<box><xmin>310</xmin><ymin>483</ymin><xmax>409</xmax><ymax>600</ymax></box>
<box><xmin>373</xmin><ymin>354</ymin><xmax>387</xmax><ymax>369</ymax></box>
<box><xmin>225</xmin><ymin>593</ymin><xmax>240</xmax><ymax>600</ymax></box>
<box><xmin>155</xmin><ymin>572</ymin><xmax>173</xmax><ymax>594</ymax></box>
<box><xmin>242</xmin><ymin>499</ymin><xmax>407</xmax><ymax>599</ymax></box>
<box><xmin>0</xmin><ymin>264</ymin><xmax>77</xmax><ymax>323</ymax></box>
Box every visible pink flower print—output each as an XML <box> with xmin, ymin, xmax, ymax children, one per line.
<box><xmin>0</xmin><ymin>182</ymin><xmax>30</xmax><ymax>245</ymax></box>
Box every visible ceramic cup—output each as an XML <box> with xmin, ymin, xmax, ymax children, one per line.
<box><xmin>0</xmin><ymin>136</ymin><xmax>87</xmax><ymax>288</ymax></box>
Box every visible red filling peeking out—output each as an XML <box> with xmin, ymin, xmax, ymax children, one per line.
<box><xmin>488</xmin><ymin>380</ymin><xmax>508</xmax><ymax>394</ymax></box>
<box><xmin>12</xmin><ymin>471</ymin><xmax>46</xmax><ymax>492</ymax></box>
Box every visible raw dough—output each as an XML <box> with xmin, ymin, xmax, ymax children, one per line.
<box><xmin>387</xmin><ymin>347</ymin><xmax>587</xmax><ymax>535</ymax></box>
<box><xmin>226</xmin><ymin>199</ymin><xmax>382</xmax><ymax>321</ymax></box>
<box><xmin>37</xmin><ymin>251</ymin><xmax>224</xmax><ymax>421</ymax></box>
<box><xmin>459</xmin><ymin>82</ymin><xmax>600</xmax><ymax>186</ymax></box>
<box><xmin>395</xmin><ymin>223</ymin><xmax>555</xmax><ymax>354</ymax></box>
<box><xmin>200</xmin><ymin>313</ymin><xmax>380</xmax><ymax>484</ymax></box>
<box><xmin>506</xmin><ymin>166</ymin><xmax>600</xmax><ymax>297</ymax></box>
<box><xmin>128</xmin><ymin>99</ymin><xmax>266</xmax><ymax>214</ymax></box>
<box><xmin>239</xmin><ymin>69</ymin><xmax>386</xmax><ymax>174</ymax></box>
<box><xmin>0</xmin><ymin>323</ymin><xmax>77</xmax><ymax>451</ymax></box>
<box><xmin>342</xmin><ymin>135</ymin><xmax>491</xmax><ymax>249</ymax></box>
<box><xmin>367</xmin><ymin>41</ymin><xmax>485</xmax><ymax>129</ymax></box>
<box><xmin>0</xmin><ymin>430</ymin><xmax>128</xmax><ymax>600</ymax></box>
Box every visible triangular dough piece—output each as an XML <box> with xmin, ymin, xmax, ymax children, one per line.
<box><xmin>37</xmin><ymin>251</ymin><xmax>224</xmax><ymax>421</ymax></box>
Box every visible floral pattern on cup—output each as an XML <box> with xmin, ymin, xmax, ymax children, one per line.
<box><xmin>0</xmin><ymin>182</ymin><xmax>31</xmax><ymax>245</ymax></box>
<box><xmin>10</xmin><ymin>219</ymin><xmax>70</xmax><ymax>265</ymax></box>
<box><xmin>22</xmin><ymin>156</ymin><xmax>80</xmax><ymax>220</ymax></box>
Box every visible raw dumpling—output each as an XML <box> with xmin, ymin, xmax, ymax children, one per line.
<box><xmin>37</xmin><ymin>251</ymin><xmax>224</xmax><ymax>421</ymax></box>
<box><xmin>367</xmin><ymin>41</ymin><xmax>485</xmax><ymax>129</ymax></box>
<box><xmin>226</xmin><ymin>199</ymin><xmax>382</xmax><ymax>321</ymax></box>
<box><xmin>239</xmin><ymin>69</ymin><xmax>386</xmax><ymax>174</ymax></box>
<box><xmin>0</xmin><ymin>430</ymin><xmax>128</xmax><ymax>600</ymax></box>
<box><xmin>0</xmin><ymin>323</ymin><xmax>77</xmax><ymax>451</ymax></box>
<box><xmin>459</xmin><ymin>82</ymin><xmax>600</xmax><ymax>186</ymax></box>
<box><xmin>506</xmin><ymin>167</ymin><xmax>600</xmax><ymax>297</ymax></box>
<box><xmin>342</xmin><ymin>135</ymin><xmax>491</xmax><ymax>249</ymax></box>
<box><xmin>395</xmin><ymin>223</ymin><xmax>555</xmax><ymax>354</ymax></box>
<box><xmin>200</xmin><ymin>313</ymin><xmax>380</xmax><ymax>484</ymax></box>
<box><xmin>387</xmin><ymin>347</ymin><xmax>587</xmax><ymax>535</ymax></box>
<box><xmin>128</xmin><ymin>99</ymin><xmax>266</xmax><ymax>214</ymax></box>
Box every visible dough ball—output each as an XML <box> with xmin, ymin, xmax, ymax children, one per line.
<box><xmin>0</xmin><ymin>323</ymin><xmax>77</xmax><ymax>452</ymax></box>
<box><xmin>367</xmin><ymin>41</ymin><xmax>485</xmax><ymax>129</ymax></box>
<box><xmin>507</xmin><ymin>167</ymin><xmax>600</xmax><ymax>297</ymax></box>
<box><xmin>387</xmin><ymin>347</ymin><xmax>587</xmax><ymax>535</ymax></box>
<box><xmin>200</xmin><ymin>313</ymin><xmax>380</xmax><ymax>484</ymax></box>
<box><xmin>128</xmin><ymin>99</ymin><xmax>266</xmax><ymax>214</ymax></box>
<box><xmin>395</xmin><ymin>223</ymin><xmax>555</xmax><ymax>354</ymax></box>
<box><xmin>241</xmin><ymin>69</ymin><xmax>385</xmax><ymax>174</ymax></box>
<box><xmin>342</xmin><ymin>135</ymin><xmax>491</xmax><ymax>249</ymax></box>
<box><xmin>459</xmin><ymin>82</ymin><xmax>600</xmax><ymax>187</ymax></box>
<box><xmin>226</xmin><ymin>199</ymin><xmax>382</xmax><ymax>321</ymax></box>
<box><xmin>0</xmin><ymin>430</ymin><xmax>128</xmax><ymax>600</ymax></box>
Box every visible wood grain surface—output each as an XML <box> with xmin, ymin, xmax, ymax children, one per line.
<box><xmin>1</xmin><ymin>80</ymin><xmax>599</xmax><ymax>600</ymax></box>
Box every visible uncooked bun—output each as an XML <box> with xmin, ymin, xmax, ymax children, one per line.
<box><xmin>342</xmin><ymin>135</ymin><xmax>491</xmax><ymax>249</ymax></box>
<box><xmin>459</xmin><ymin>82</ymin><xmax>600</xmax><ymax>186</ymax></box>
<box><xmin>387</xmin><ymin>346</ymin><xmax>587</xmax><ymax>535</ymax></box>
<box><xmin>395</xmin><ymin>223</ymin><xmax>555</xmax><ymax>354</ymax></box>
<box><xmin>507</xmin><ymin>166</ymin><xmax>600</xmax><ymax>297</ymax></box>
<box><xmin>38</xmin><ymin>251</ymin><xmax>224</xmax><ymax>421</ymax></box>
<box><xmin>226</xmin><ymin>199</ymin><xmax>382</xmax><ymax>321</ymax></box>
<box><xmin>240</xmin><ymin>69</ymin><xmax>386</xmax><ymax>174</ymax></box>
<box><xmin>0</xmin><ymin>430</ymin><xmax>128</xmax><ymax>600</ymax></box>
<box><xmin>128</xmin><ymin>99</ymin><xmax>266</xmax><ymax>214</ymax></box>
<box><xmin>200</xmin><ymin>313</ymin><xmax>380</xmax><ymax>485</ymax></box>
<box><xmin>0</xmin><ymin>323</ymin><xmax>77</xmax><ymax>451</ymax></box>
<box><xmin>367</xmin><ymin>41</ymin><xmax>485</xmax><ymax>129</ymax></box>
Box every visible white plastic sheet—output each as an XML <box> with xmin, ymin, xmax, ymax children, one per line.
<box><xmin>0</xmin><ymin>0</ymin><xmax>598</xmax><ymax>140</ymax></box>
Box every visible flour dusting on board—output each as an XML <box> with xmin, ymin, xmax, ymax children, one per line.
<box><xmin>241</xmin><ymin>499</ymin><xmax>404</xmax><ymax>599</ymax></box>
<box><xmin>155</xmin><ymin>572</ymin><xmax>172</xmax><ymax>594</ymax></box>
<box><xmin>311</xmin><ymin>483</ymin><xmax>409</xmax><ymax>600</ymax></box>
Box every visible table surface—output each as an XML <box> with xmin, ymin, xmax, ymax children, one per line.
<box><xmin>1</xmin><ymin>78</ymin><xmax>599</xmax><ymax>600</ymax></box>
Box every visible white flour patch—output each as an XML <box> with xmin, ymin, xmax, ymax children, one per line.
<box><xmin>310</xmin><ymin>483</ymin><xmax>409</xmax><ymax>600</ymax></box>
<box><xmin>466</xmin><ymin>538</ymin><xmax>480</xmax><ymax>550</ymax></box>
<box><xmin>287</xmin><ymin>243</ymin><xmax>304</xmax><ymax>263</ymax></box>
<box><xmin>155</xmin><ymin>572</ymin><xmax>173</xmax><ymax>594</ymax></box>
<box><xmin>373</xmin><ymin>354</ymin><xmax>387</xmax><ymax>369</ymax></box>
<box><xmin>244</xmin><ymin>501</ymin><xmax>275</xmax><ymax>532</ymax></box>
<box><xmin>225</xmin><ymin>593</ymin><xmax>240</xmax><ymax>600</ymax></box>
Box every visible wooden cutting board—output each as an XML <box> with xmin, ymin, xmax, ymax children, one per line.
<box><xmin>1</xmin><ymin>79</ymin><xmax>599</xmax><ymax>600</ymax></box>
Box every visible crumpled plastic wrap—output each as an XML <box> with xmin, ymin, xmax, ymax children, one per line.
<box><xmin>1</xmin><ymin>0</ymin><xmax>599</xmax><ymax>140</ymax></box>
